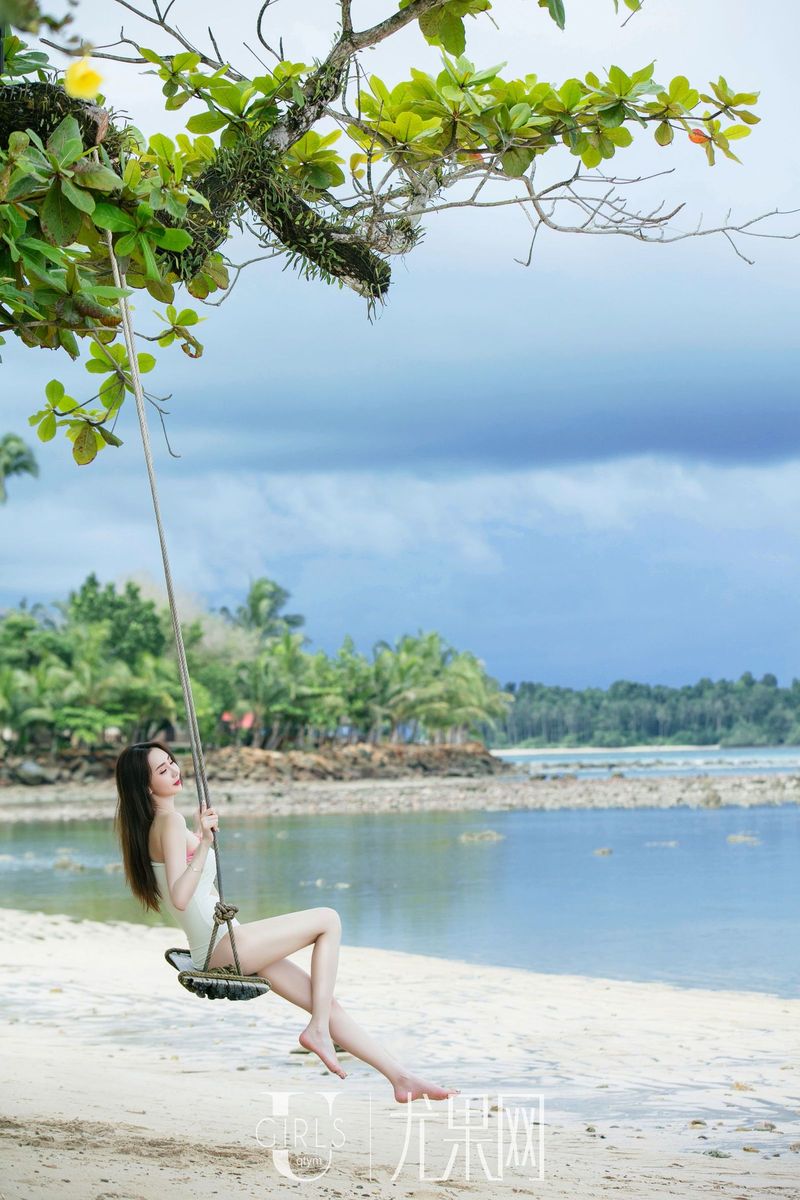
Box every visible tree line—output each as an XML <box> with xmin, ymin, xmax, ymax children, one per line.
<box><xmin>492</xmin><ymin>676</ymin><xmax>800</xmax><ymax>748</ymax></box>
<box><xmin>5</xmin><ymin>574</ymin><xmax>795</xmax><ymax>753</ymax></box>
<box><xmin>0</xmin><ymin>574</ymin><xmax>510</xmax><ymax>752</ymax></box>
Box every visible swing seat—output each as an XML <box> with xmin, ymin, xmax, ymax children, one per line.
<box><xmin>165</xmin><ymin>947</ymin><xmax>271</xmax><ymax>1002</ymax></box>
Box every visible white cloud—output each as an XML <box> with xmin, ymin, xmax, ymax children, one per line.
<box><xmin>4</xmin><ymin>456</ymin><xmax>800</xmax><ymax>609</ymax></box>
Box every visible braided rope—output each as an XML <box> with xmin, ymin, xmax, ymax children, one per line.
<box><xmin>103</xmin><ymin>227</ymin><xmax>242</xmax><ymax>974</ymax></box>
<box><xmin>202</xmin><ymin>901</ymin><xmax>243</xmax><ymax>973</ymax></box>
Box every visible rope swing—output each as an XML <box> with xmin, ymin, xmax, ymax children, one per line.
<box><xmin>104</xmin><ymin>230</ymin><xmax>270</xmax><ymax>1003</ymax></box>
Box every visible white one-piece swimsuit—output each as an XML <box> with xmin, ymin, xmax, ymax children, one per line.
<box><xmin>151</xmin><ymin>849</ymin><xmax>241</xmax><ymax>969</ymax></box>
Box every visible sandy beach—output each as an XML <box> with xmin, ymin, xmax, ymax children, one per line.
<box><xmin>1</xmin><ymin>907</ymin><xmax>798</xmax><ymax>1198</ymax></box>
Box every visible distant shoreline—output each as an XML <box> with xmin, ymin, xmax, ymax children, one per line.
<box><xmin>493</xmin><ymin>744</ymin><xmax>722</xmax><ymax>756</ymax></box>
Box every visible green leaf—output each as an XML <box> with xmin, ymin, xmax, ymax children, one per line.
<box><xmin>723</xmin><ymin>125</ymin><xmax>751</xmax><ymax>141</ymax></box>
<box><xmin>85</xmin><ymin>358</ymin><xmax>114</xmax><ymax>375</ymax></box>
<box><xmin>45</xmin><ymin>379</ymin><xmax>65</xmax><ymax>404</ymax></box>
<box><xmin>185</xmin><ymin>110</ymin><xmax>229</xmax><ymax>134</ymax></box>
<box><xmin>72</xmin><ymin>424</ymin><xmax>98</xmax><ymax>466</ymax></box>
<box><xmin>70</xmin><ymin>161</ymin><xmax>122</xmax><ymax>192</ymax></box>
<box><xmin>146</xmin><ymin>278</ymin><xmax>175</xmax><ymax>303</ymax></box>
<box><xmin>59</xmin><ymin>330</ymin><xmax>80</xmax><ymax>359</ymax></box>
<box><xmin>162</xmin><ymin>190</ymin><xmax>187</xmax><ymax>219</ymax></box>
<box><xmin>115</xmin><ymin>232</ymin><xmax>138</xmax><ymax>256</ymax></box>
<box><xmin>151</xmin><ymin>226</ymin><xmax>192</xmax><ymax>251</ymax></box>
<box><xmin>137</xmin><ymin>235</ymin><xmax>160</xmax><ymax>281</ymax></box>
<box><xmin>17</xmin><ymin>237</ymin><xmax>65</xmax><ymax>266</ymax></box>
<box><xmin>668</xmin><ymin>75</ymin><xmax>694</xmax><ymax>105</ymax></box>
<box><xmin>60</xmin><ymin>175</ymin><xmax>96</xmax><ymax>214</ymax></box>
<box><xmin>184</xmin><ymin>186</ymin><xmax>211</xmax><ymax>211</ymax></box>
<box><xmin>137</xmin><ymin>353</ymin><xmax>156</xmax><ymax>374</ymax></box>
<box><xmin>597</xmin><ymin>102</ymin><xmax>625</xmax><ymax>128</ymax></box>
<box><xmin>176</xmin><ymin>308</ymin><xmax>199</xmax><ymax>325</ymax></box>
<box><xmin>99</xmin><ymin>375</ymin><xmax>125</xmax><ymax>410</ymax></box>
<box><xmin>46</xmin><ymin>116</ymin><xmax>84</xmax><ymax>167</ymax></box>
<box><xmin>165</xmin><ymin>91</ymin><xmax>193</xmax><ymax>111</ymax></box>
<box><xmin>148</xmin><ymin>133</ymin><xmax>175</xmax><ymax>159</ymax></box>
<box><xmin>654</xmin><ymin>120</ymin><xmax>674</xmax><ymax>146</ymax></box>
<box><xmin>508</xmin><ymin>103</ymin><xmax>532</xmax><ymax>130</ymax></box>
<box><xmin>368</xmin><ymin>75</ymin><xmax>391</xmax><ymax>105</ymax></box>
<box><xmin>629</xmin><ymin>62</ymin><xmax>655</xmax><ymax>87</ymax></box>
<box><xmin>604</xmin><ymin>126</ymin><xmax>632</xmax><ymax>147</ymax></box>
<box><xmin>438</xmin><ymin>11</ymin><xmax>466</xmax><ymax>56</ymax></box>
<box><xmin>39</xmin><ymin>180</ymin><xmax>83</xmax><ymax>246</ymax></box>
<box><xmin>85</xmin><ymin>284</ymin><xmax>130</xmax><ymax>300</ymax></box>
<box><xmin>37</xmin><ymin>411</ymin><xmax>57</xmax><ymax>442</ymax></box>
<box><xmin>92</xmin><ymin>203</ymin><xmax>137</xmax><ymax>232</ymax></box>
<box><xmin>209</xmin><ymin>82</ymin><xmax>246</xmax><ymax>113</ymax></box>
<box><xmin>97</xmin><ymin>426</ymin><xmax>123</xmax><ymax>447</ymax></box>
<box><xmin>541</xmin><ymin>0</ymin><xmax>566</xmax><ymax>29</ymax></box>
<box><xmin>581</xmin><ymin>144</ymin><xmax>603</xmax><ymax>168</ymax></box>
<box><xmin>501</xmin><ymin>146</ymin><xmax>535</xmax><ymax>176</ymax></box>
<box><xmin>558</xmin><ymin>78</ymin><xmax>583</xmax><ymax>109</ymax></box>
<box><xmin>172</xmin><ymin>51</ymin><xmax>201</xmax><ymax>72</ymax></box>
<box><xmin>8</xmin><ymin>131</ymin><xmax>30</xmax><ymax>156</ymax></box>
<box><xmin>608</xmin><ymin>66</ymin><xmax>632</xmax><ymax>96</ymax></box>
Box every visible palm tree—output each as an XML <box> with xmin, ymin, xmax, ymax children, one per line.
<box><xmin>0</xmin><ymin>434</ymin><xmax>38</xmax><ymax>503</ymax></box>
<box><xmin>220</xmin><ymin>577</ymin><xmax>304</xmax><ymax>643</ymax></box>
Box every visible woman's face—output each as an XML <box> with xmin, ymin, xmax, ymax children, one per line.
<box><xmin>147</xmin><ymin>747</ymin><xmax>182</xmax><ymax>802</ymax></box>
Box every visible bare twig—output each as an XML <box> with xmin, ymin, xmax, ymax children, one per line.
<box><xmin>41</xmin><ymin>32</ymin><xmax>147</xmax><ymax>63</ymax></box>
<box><xmin>201</xmin><ymin>253</ymin><xmax>285</xmax><ymax>306</ymax></box>
<box><xmin>255</xmin><ymin>0</ymin><xmax>282</xmax><ymax>63</ymax></box>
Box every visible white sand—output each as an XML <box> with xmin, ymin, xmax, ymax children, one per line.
<box><xmin>0</xmin><ymin>907</ymin><xmax>798</xmax><ymax>1198</ymax></box>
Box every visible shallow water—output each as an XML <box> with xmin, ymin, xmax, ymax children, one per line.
<box><xmin>1</xmin><ymin>803</ymin><xmax>798</xmax><ymax>997</ymax></box>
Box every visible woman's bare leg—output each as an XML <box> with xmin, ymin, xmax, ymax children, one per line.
<box><xmin>297</xmin><ymin>908</ymin><xmax>343</xmax><ymax>1077</ymax></box>
<box><xmin>206</xmin><ymin>906</ymin><xmax>345</xmax><ymax>1077</ymax></box>
<box><xmin>261</xmin><ymin>955</ymin><xmax>460</xmax><ymax>1104</ymax></box>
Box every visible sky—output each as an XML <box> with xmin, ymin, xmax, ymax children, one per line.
<box><xmin>1</xmin><ymin>0</ymin><xmax>799</xmax><ymax>688</ymax></box>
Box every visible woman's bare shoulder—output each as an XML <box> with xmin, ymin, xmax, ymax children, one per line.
<box><xmin>153</xmin><ymin>810</ymin><xmax>187</xmax><ymax>827</ymax></box>
<box><xmin>149</xmin><ymin>810</ymin><xmax>189</xmax><ymax>859</ymax></box>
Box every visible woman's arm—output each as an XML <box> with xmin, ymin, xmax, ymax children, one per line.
<box><xmin>162</xmin><ymin>811</ymin><xmax>209</xmax><ymax>911</ymax></box>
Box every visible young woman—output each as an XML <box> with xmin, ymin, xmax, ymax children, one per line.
<box><xmin>114</xmin><ymin>740</ymin><xmax>460</xmax><ymax>1104</ymax></box>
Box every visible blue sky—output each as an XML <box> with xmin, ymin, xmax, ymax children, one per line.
<box><xmin>2</xmin><ymin>0</ymin><xmax>799</xmax><ymax>687</ymax></box>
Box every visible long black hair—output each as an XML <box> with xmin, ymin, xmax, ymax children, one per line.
<box><xmin>114</xmin><ymin>741</ymin><xmax>175</xmax><ymax>912</ymax></box>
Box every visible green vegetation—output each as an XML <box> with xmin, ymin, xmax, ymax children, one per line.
<box><xmin>0</xmin><ymin>3</ymin><xmax>769</xmax><ymax>465</ymax></box>
<box><xmin>0</xmin><ymin>431</ymin><xmax>37</xmax><ymax>501</ymax></box>
<box><xmin>0</xmin><ymin>573</ymin><xmax>510</xmax><ymax>751</ymax></box>
<box><xmin>492</xmin><ymin>676</ymin><xmax>800</xmax><ymax>749</ymax></box>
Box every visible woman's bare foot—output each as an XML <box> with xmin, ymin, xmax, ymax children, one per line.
<box><xmin>392</xmin><ymin>1071</ymin><xmax>461</xmax><ymax>1104</ymax></box>
<box><xmin>299</xmin><ymin>1022</ymin><xmax>347</xmax><ymax>1079</ymax></box>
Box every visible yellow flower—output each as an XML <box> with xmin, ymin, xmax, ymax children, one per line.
<box><xmin>63</xmin><ymin>57</ymin><xmax>103</xmax><ymax>101</ymax></box>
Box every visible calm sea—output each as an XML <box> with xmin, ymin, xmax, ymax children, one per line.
<box><xmin>494</xmin><ymin>744</ymin><xmax>800</xmax><ymax>779</ymax></box>
<box><xmin>2</xmin><ymin>800</ymin><xmax>798</xmax><ymax>998</ymax></box>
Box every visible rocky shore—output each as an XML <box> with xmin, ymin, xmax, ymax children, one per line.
<box><xmin>1</xmin><ymin>762</ymin><xmax>798</xmax><ymax>823</ymax></box>
<box><xmin>0</xmin><ymin>740</ymin><xmax>506</xmax><ymax>789</ymax></box>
